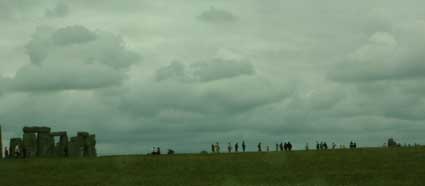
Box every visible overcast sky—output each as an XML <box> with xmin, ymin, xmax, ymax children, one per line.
<box><xmin>1</xmin><ymin>0</ymin><xmax>425</xmax><ymax>155</ymax></box>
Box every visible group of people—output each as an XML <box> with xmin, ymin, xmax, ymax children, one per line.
<box><xmin>312</xmin><ymin>141</ymin><xmax>358</xmax><ymax>151</ymax></box>
<box><xmin>211</xmin><ymin>141</ymin><xmax>294</xmax><ymax>153</ymax></box>
<box><xmin>211</xmin><ymin>141</ymin><xmax>247</xmax><ymax>153</ymax></box>
<box><xmin>3</xmin><ymin>145</ymin><xmax>23</xmax><ymax>159</ymax></box>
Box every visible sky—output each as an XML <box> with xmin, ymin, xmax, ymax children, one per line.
<box><xmin>1</xmin><ymin>0</ymin><xmax>425</xmax><ymax>155</ymax></box>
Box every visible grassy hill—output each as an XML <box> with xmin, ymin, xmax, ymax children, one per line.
<box><xmin>1</xmin><ymin>147</ymin><xmax>424</xmax><ymax>186</ymax></box>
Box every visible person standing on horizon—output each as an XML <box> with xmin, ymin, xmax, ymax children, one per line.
<box><xmin>235</xmin><ymin>143</ymin><xmax>239</xmax><ymax>152</ymax></box>
<box><xmin>211</xmin><ymin>144</ymin><xmax>215</xmax><ymax>153</ymax></box>
<box><xmin>227</xmin><ymin>143</ymin><xmax>232</xmax><ymax>153</ymax></box>
<box><xmin>215</xmin><ymin>142</ymin><xmax>220</xmax><ymax>153</ymax></box>
<box><xmin>242</xmin><ymin>141</ymin><xmax>246</xmax><ymax>152</ymax></box>
<box><xmin>257</xmin><ymin>142</ymin><xmax>262</xmax><ymax>152</ymax></box>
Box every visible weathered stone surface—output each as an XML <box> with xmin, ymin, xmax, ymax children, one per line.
<box><xmin>77</xmin><ymin>132</ymin><xmax>89</xmax><ymax>137</ymax></box>
<box><xmin>51</xmin><ymin>131</ymin><xmax>67</xmax><ymax>136</ymax></box>
<box><xmin>37</xmin><ymin>132</ymin><xmax>54</xmax><ymax>157</ymax></box>
<box><xmin>9</xmin><ymin>138</ymin><xmax>23</xmax><ymax>158</ymax></box>
<box><xmin>68</xmin><ymin>137</ymin><xmax>82</xmax><ymax>157</ymax></box>
<box><xmin>23</xmin><ymin>133</ymin><xmax>37</xmax><ymax>158</ymax></box>
<box><xmin>23</xmin><ymin>126</ymin><xmax>51</xmax><ymax>133</ymax></box>
<box><xmin>54</xmin><ymin>134</ymin><xmax>69</xmax><ymax>157</ymax></box>
<box><xmin>89</xmin><ymin>134</ymin><xmax>97</xmax><ymax>157</ymax></box>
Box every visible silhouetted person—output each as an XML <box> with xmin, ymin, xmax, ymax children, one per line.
<box><xmin>323</xmin><ymin>142</ymin><xmax>328</xmax><ymax>150</ymax></box>
<box><xmin>157</xmin><ymin>147</ymin><xmax>161</xmax><ymax>155</ymax></box>
<box><xmin>257</xmin><ymin>142</ymin><xmax>262</xmax><ymax>152</ymax></box>
<box><xmin>4</xmin><ymin>147</ymin><xmax>9</xmax><ymax>159</ymax></box>
<box><xmin>354</xmin><ymin>142</ymin><xmax>357</xmax><ymax>149</ymax></box>
<box><xmin>228</xmin><ymin>143</ymin><xmax>232</xmax><ymax>153</ymax></box>
<box><xmin>316</xmin><ymin>142</ymin><xmax>320</xmax><ymax>150</ymax></box>
<box><xmin>235</xmin><ymin>143</ymin><xmax>239</xmax><ymax>152</ymax></box>
<box><xmin>275</xmin><ymin>143</ymin><xmax>279</xmax><ymax>152</ymax></box>
<box><xmin>280</xmin><ymin>142</ymin><xmax>284</xmax><ymax>151</ymax></box>
<box><xmin>283</xmin><ymin>142</ymin><xmax>287</xmax><ymax>151</ymax></box>
<box><xmin>211</xmin><ymin>144</ymin><xmax>215</xmax><ymax>153</ymax></box>
<box><xmin>349</xmin><ymin>141</ymin><xmax>354</xmax><ymax>149</ymax></box>
<box><xmin>242</xmin><ymin>141</ymin><xmax>246</xmax><ymax>152</ymax></box>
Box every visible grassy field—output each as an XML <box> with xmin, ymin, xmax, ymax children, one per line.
<box><xmin>0</xmin><ymin>148</ymin><xmax>424</xmax><ymax>186</ymax></box>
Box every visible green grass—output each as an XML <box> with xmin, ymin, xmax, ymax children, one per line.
<box><xmin>1</xmin><ymin>148</ymin><xmax>425</xmax><ymax>186</ymax></box>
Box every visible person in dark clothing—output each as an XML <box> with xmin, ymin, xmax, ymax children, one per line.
<box><xmin>316</xmin><ymin>142</ymin><xmax>320</xmax><ymax>150</ymax></box>
<box><xmin>211</xmin><ymin>144</ymin><xmax>215</xmax><ymax>153</ymax></box>
<box><xmin>275</xmin><ymin>143</ymin><xmax>279</xmax><ymax>152</ymax></box>
<box><xmin>157</xmin><ymin>147</ymin><xmax>161</xmax><ymax>155</ymax></box>
<box><xmin>324</xmin><ymin>142</ymin><xmax>328</xmax><ymax>150</ymax></box>
<box><xmin>235</xmin><ymin>143</ymin><xmax>239</xmax><ymax>152</ymax></box>
<box><xmin>257</xmin><ymin>142</ymin><xmax>262</xmax><ymax>152</ymax></box>
<box><xmin>349</xmin><ymin>141</ymin><xmax>354</xmax><ymax>149</ymax></box>
<box><xmin>288</xmin><ymin>142</ymin><xmax>293</xmax><ymax>151</ymax></box>
<box><xmin>354</xmin><ymin>142</ymin><xmax>357</xmax><ymax>149</ymax></box>
<box><xmin>242</xmin><ymin>141</ymin><xmax>246</xmax><ymax>152</ymax></box>
<box><xmin>279</xmin><ymin>142</ymin><xmax>284</xmax><ymax>151</ymax></box>
<box><xmin>283</xmin><ymin>142</ymin><xmax>287</xmax><ymax>151</ymax></box>
<box><xmin>4</xmin><ymin>147</ymin><xmax>9</xmax><ymax>159</ymax></box>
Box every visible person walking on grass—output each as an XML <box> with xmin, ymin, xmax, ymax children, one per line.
<box><xmin>242</xmin><ymin>141</ymin><xmax>246</xmax><ymax>152</ymax></box>
<box><xmin>215</xmin><ymin>142</ymin><xmax>220</xmax><ymax>153</ymax></box>
<box><xmin>258</xmin><ymin>142</ymin><xmax>262</xmax><ymax>152</ymax></box>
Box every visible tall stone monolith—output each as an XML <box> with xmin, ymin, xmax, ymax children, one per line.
<box><xmin>23</xmin><ymin>133</ymin><xmax>37</xmax><ymax>158</ymax></box>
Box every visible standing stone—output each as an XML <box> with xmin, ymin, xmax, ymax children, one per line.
<box><xmin>77</xmin><ymin>132</ymin><xmax>90</xmax><ymax>157</ymax></box>
<box><xmin>23</xmin><ymin>133</ymin><xmax>37</xmax><ymax>158</ymax></box>
<box><xmin>89</xmin><ymin>134</ymin><xmax>97</xmax><ymax>157</ymax></box>
<box><xmin>68</xmin><ymin>137</ymin><xmax>82</xmax><ymax>157</ymax></box>
<box><xmin>37</xmin><ymin>132</ymin><xmax>53</xmax><ymax>157</ymax></box>
<box><xmin>0</xmin><ymin>125</ymin><xmax>2</xmax><ymax>159</ymax></box>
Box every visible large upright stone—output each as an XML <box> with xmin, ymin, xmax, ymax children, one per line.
<box><xmin>0</xmin><ymin>125</ymin><xmax>2</xmax><ymax>159</ymax></box>
<box><xmin>23</xmin><ymin>133</ymin><xmax>37</xmax><ymax>158</ymax></box>
<box><xmin>9</xmin><ymin>138</ymin><xmax>23</xmax><ymax>158</ymax></box>
<box><xmin>77</xmin><ymin>132</ymin><xmax>90</xmax><ymax>157</ymax></box>
<box><xmin>89</xmin><ymin>134</ymin><xmax>97</xmax><ymax>157</ymax></box>
<box><xmin>37</xmin><ymin>132</ymin><xmax>54</xmax><ymax>157</ymax></box>
<box><xmin>68</xmin><ymin>137</ymin><xmax>82</xmax><ymax>157</ymax></box>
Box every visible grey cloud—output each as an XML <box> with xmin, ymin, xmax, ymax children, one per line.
<box><xmin>198</xmin><ymin>7</ymin><xmax>237</xmax><ymax>23</ymax></box>
<box><xmin>156</xmin><ymin>59</ymin><xmax>254</xmax><ymax>82</ymax></box>
<box><xmin>2</xmin><ymin>25</ymin><xmax>140</xmax><ymax>92</ymax></box>
<box><xmin>329</xmin><ymin>27</ymin><xmax>425</xmax><ymax>82</ymax></box>
<box><xmin>45</xmin><ymin>1</ymin><xmax>69</xmax><ymax>18</ymax></box>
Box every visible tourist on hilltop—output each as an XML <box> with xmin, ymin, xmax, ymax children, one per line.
<box><xmin>242</xmin><ymin>141</ymin><xmax>246</xmax><ymax>152</ymax></box>
<box><xmin>211</xmin><ymin>144</ymin><xmax>215</xmax><ymax>153</ymax></box>
<box><xmin>235</xmin><ymin>143</ymin><xmax>239</xmax><ymax>152</ymax></box>
<box><xmin>316</xmin><ymin>142</ymin><xmax>320</xmax><ymax>150</ymax></box>
<box><xmin>157</xmin><ymin>147</ymin><xmax>161</xmax><ymax>155</ymax></box>
<box><xmin>257</xmin><ymin>142</ymin><xmax>262</xmax><ymax>152</ymax></box>
<box><xmin>283</xmin><ymin>142</ymin><xmax>288</xmax><ymax>151</ymax></box>
<box><xmin>4</xmin><ymin>147</ymin><xmax>9</xmax><ymax>159</ymax></box>
<box><xmin>275</xmin><ymin>143</ymin><xmax>279</xmax><ymax>152</ymax></box>
<box><xmin>280</xmin><ymin>142</ymin><xmax>284</xmax><ymax>151</ymax></box>
<box><xmin>349</xmin><ymin>141</ymin><xmax>354</xmax><ymax>149</ymax></box>
<box><xmin>354</xmin><ymin>142</ymin><xmax>357</xmax><ymax>149</ymax></box>
<box><xmin>228</xmin><ymin>143</ymin><xmax>232</xmax><ymax>153</ymax></box>
<box><xmin>14</xmin><ymin>145</ymin><xmax>21</xmax><ymax>158</ymax></box>
<box><xmin>215</xmin><ymin>142</ymin><xmax>220</xmax><ymax>153</ymax></box>
<box><xmin>288</xmin><ymin>142</ymin><xmax>293</xmax><ymax>151</ymax></box>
